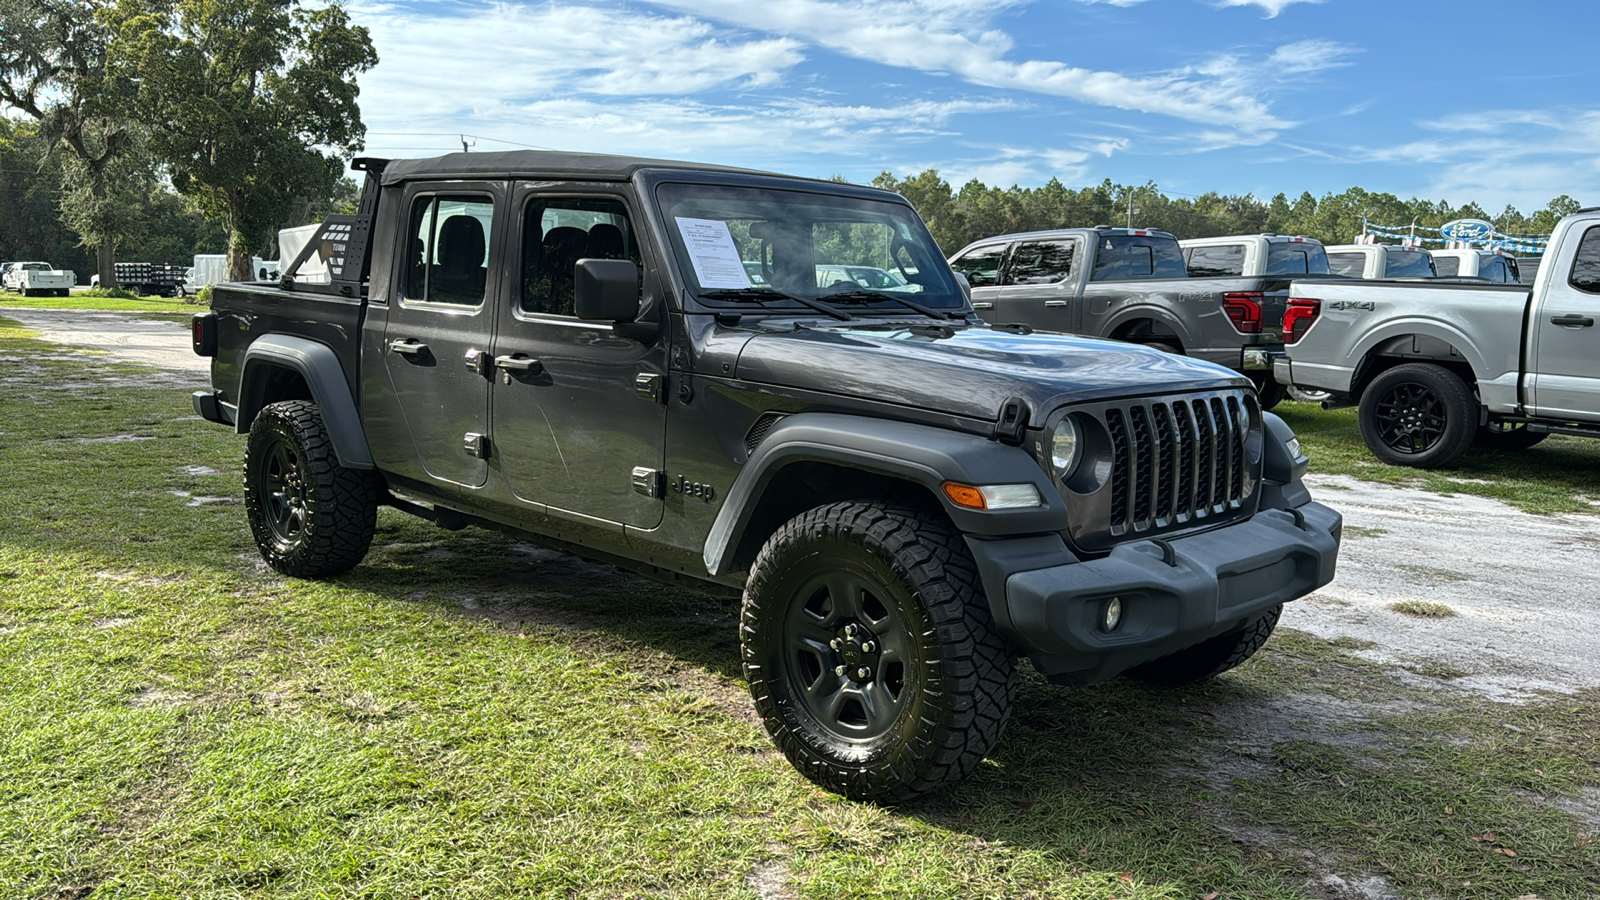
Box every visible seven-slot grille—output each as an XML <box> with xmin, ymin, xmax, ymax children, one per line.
<box><xmin>1102</xmin><ymin>392</ymin><xmax>1252</xmax><ymax>536</ymax></box>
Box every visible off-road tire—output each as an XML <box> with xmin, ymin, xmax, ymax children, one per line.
<box><xmin>742</xmin><ymin>501</ymin><xmax>1015</xmax><ymax>804</ymax></box>
<box><xmin>1128</xmin><ymin>604</ymin><xmax>1282</xmax><ymax>686</ymax></box>
<box><xmin>244</xmin><ymin>400</ymin><xmax>378</xmax><ymax>578</ymax></box>
<box><xmin>1358</xmin><ymin>363</ymin><xmax>1477</xmax><ymax>468</ymax></box>
<box><xmin>1475</xmin><ymin>421</ymin><xmax>1549</xmax><ymax>451</ymax></box>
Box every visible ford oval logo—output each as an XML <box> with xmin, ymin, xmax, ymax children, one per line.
<box><xmin>1440</xmin><ymin>218</ymin><xmax>1495</xmax><ymax>241</ymax></box>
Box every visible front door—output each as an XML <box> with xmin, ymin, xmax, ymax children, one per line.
<box><xmin>949</xmin><ymin>241</ymin><xmax>1009</xmax><ymax>321</ymax></box>
<box><xmin>1529</xmin><ymin>223</ymin><xmax>1600</xmax><ymax>422</ymax></box>
<box><xmin>990</xmin><ymin>237</ymin><xmax>1080</xmax><ymax>333</ymax></box>
<box><xmin>381</xmin><ymin>184</ymin><xmax>504</xmax><ymax>488</ymax></box>
<box><xmin>489</xmin><ymin>186</ymin><xmax>668</xmax><ymax>529</ymax></box>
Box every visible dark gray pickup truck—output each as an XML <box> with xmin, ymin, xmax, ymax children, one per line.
<box><xmin>191</xmin><ymin>150</ymin><xmax>1341</xmax><ymax>802</ymax></box>
<box><xmin>949</xmin><ymin>227</ymin><xmax>1294</xmax><ymax>406</ymax></box>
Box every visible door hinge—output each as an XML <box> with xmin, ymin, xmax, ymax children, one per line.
<box><xmin>463</xmin><ymin>432</ymin><xmax>490</xmax><ymax>459</ymax></box>
<box><xmin>631</xmin><ymin>466</ymin><xmax>664</xmax><ymax>498</ymax></box>
<box><xmin>464</xmin><ymin>347</ymin><xmax>490</xmax><ymax>377</ymax></box>
<box><xmin>635</xmin><ymin>372</ymin><xmax>663</xmax><ymax>403</ymax></box>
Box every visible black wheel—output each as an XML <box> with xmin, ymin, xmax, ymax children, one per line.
<box><xmin>1128</xmin><ymin>605</ymin><xmax>1282</xmax><ymax>686</ymax></box>
<box><xmin>742</xmin><ymin>501</ymin><xmax>1014</xmax><ymax>804</ymax></box>
<box><xmin>1357</xmin><ymin>363</ymin><xmax>1477</xmax><ymax>468</ymax></box>
<box><xmin>1253</xmin><ymin>376</ymin><xmax>1286</xmax><ymax>411</ymax></box>
<box><xmin>244</xmin><ymin>400</ymin><xmax>379</xmax><ymax>577</ymax></box>
<box><xmin>1475</xmin><ymin>421</ymin><xmax>1549</xmax><ymax>451</ymax></box>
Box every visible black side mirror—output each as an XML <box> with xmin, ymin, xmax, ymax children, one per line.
<box><xmin>574</xmin><ymin>258</ymin><xmax>639</xmax><ymax>322</ymax></box>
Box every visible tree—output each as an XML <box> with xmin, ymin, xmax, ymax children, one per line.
<box><xmin>106</xmin><ymin>0</ymin><xmax>377</xmax><ymax>280</ymax></box>
<box><xmin>0</xmin><ymin>0</ymin><xmax>142</xmax><ymax>287</ymax></box>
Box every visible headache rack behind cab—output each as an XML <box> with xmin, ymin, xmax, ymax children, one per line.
<box><xmin>277</xmin><ymin>157</ymin><xmax>388</xmax><ymax>298</ymax></box>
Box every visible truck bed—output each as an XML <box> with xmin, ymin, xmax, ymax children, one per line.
<box><xmin>208</xmin><ymin>283</ymin><xmax>366</xmax><ymax>422</ymax></box>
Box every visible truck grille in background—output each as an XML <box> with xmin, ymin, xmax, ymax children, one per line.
<box><xmin>1102</xmin><ymin>393</ymin><xmax>1251</xmax><ymax>536</ymax></box>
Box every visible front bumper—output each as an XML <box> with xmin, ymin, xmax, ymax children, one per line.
<box><xmin>968</xmin><ymin>500</ymin><xmax>1341</xmax><ymax>685</ymax></box>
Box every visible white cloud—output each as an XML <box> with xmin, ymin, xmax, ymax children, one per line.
<box><xmin>1212</xmin><ymin>0</ymin><xmax>1323</xmax><ymax>18</ymax></box>
<box><xmin>645</xmin><ymin>0</ymin><xmax>1295</xmax><ymax>141</ymax></box>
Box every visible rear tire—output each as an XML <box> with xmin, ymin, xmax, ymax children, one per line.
<box><xmin>1357</xmin><ymin>363</ymin><xmax>1477</xmax><ymax>468</ymax></box>
<box><xmin>244</xmin><ymin>400</ymin><xmax>379</xmax><ymax>577</ymax></box>
<box><xmin>1475</xmin><ymin>421</ymin><xmax>1549</xmax><ymax>451</ymax></box>
<box><xmin>742</xmin><ymin>501</ymin><xmax>1014</xmax><ymax>803</ymax></box>
<box><xmin>1287</xmin><ymin>386</ymin><xmax>1332</xmax><ymax>404</ymax></box>
<box><xmin>1253</xmin><ymin>376</ymin><xmax>1286</xmax><ymax>411</ymax></box>
<box><xmin>1143</xmin><ymin>341</ymin><xmax>1181</xmax><ymax>355</ymax></box>
<box><xmin>1128</xmin><ymin>605</ymin><xmax>1282</xmax><ymax>686</ymax></box>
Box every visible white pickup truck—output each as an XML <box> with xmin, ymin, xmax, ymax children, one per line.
<box><xmin>2</xmin><ymin>261</ymin><xmax>75</xmax><ymax>297</ymax></box>
<box><xmin>1323</xmin><ymin>243</ymin><xmax>1436</xmax><ymax>280</ymax></box>
<box><xmin>1429</xmin><ymin>248</ymin><xmax>1521</xmax><ymax>283</ymax></box>
<box><xmin>1274</xmin><ymin>208</ymin><xmax>1600</xmax><ymax>468</ymax></box>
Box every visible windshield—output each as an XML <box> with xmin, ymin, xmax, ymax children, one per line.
<box><xmin>655</xmin><ymin>182</ymin><xmax>963</xmax><ymax>309</ymax></box>
<box><xmin>1265</xmin><ymin>242</ymin><xmax>1330</xmax><ymax>276</ymax></box>
<box><xmin>1385</xmin><ymin>248</ymin><xmax>1436</xmax><ymax>278</ymax></box>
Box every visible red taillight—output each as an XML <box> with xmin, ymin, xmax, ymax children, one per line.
<box><xmin>192</xmin><ymin>312</ymin><xmax>217</xmax><ymax>357</ymax></box>
<box><xmin>1222</xmin><ymin>291</ymin><xmax>1264</xmax><ymax>334</ymax></box>
<box><xmin>1284</xmin><ymin>298</ymin><xmax>1321</xmax><ymax>344</ymax></box>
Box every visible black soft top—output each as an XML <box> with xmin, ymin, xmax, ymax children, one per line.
<box><xmin>379</xmin><ymin>150</ymin><xmax>778</xmax><ymax>186</ymax></box>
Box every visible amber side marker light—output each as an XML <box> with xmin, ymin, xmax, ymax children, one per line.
<box><xmin>941</xmin><ymin>481</ymin><xmax>1043</xmax><ymax>510</ymax></box>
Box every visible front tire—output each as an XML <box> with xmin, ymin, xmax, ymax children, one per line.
<box><xmin>742</xmin><ymin>501</ymin><xmax>1015</xmax><ymax>804</ymax></box>
<box><xmin>1128</xmin><ymin>605</ymin><xmax>1282</xmax><ymax>686</ymax></box>
<box><xmin>1358</xmin><ymin>363</ymin><xmax>1477</xmax><ymax>468</ymax></box>
<box><xmin>244</xmin><ymin>400</ymin><xmax>379</xmax><ymax>577</ymax></box>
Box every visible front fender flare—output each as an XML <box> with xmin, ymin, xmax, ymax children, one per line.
<box><xmin>702</xmin><ymin>413</ymin><xmax>1069</xmax><ymax>577</ymax></box>
<box><xmin>237</xmin><ymin>334</ymin><xmax>373</xmax><ymax>469</ymax></box>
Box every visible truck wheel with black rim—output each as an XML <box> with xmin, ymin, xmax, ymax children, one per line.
<box><xmin>1127</xmin><ymin>605</ymin><xmax>1281</xmax><ymax>686</ymax></box>
<box><xmin>1357</xmin><ymin>363</ymin><xmax>1477</xmax><ymax>468</ymax></box>
<box><xmin>244</xmin><ymin>400</ymin><xmax>379</xmax><ymax>578</ymax></box>
<box><xmin>742</xmin><ymin>500</ymin><xmax>1015</xmax><ymax>804</ymax></box>
<box><xmin>1475</xmin><ymin>421</ymin><xmax>1549</xmax><ymax>451</ymax></box>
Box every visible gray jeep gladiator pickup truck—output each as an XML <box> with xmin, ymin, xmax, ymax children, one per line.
<box><xmin>949</xmin><ymin>227</ymin><xmax>1295</xmax><ymax>407</ymax></box>
<box><xmin>1276</xmin><ymin>208</ymin><xmax>1600</xmax><ymax>468</ymax></box>
<box><xmin>191</xmin><ymin>151</ymin><xmax>1341</xmax><ymax>802</ymax></box>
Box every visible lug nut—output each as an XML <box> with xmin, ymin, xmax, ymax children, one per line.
<box><xmin>834</xmin><ymin>665</ymin><xmax>846</xmax><ymax>676</ymax></box>
<box><xmin>861</xmin><ymin>641</ymin><xmax>876</xmax><ymax>653</ymax></box>
<box><xmin>844</xmin><ymin>624</ymin><xmax>857</xmax><ymax>637</ymax></box>
<box><xmin>829</xmin><ymin>638</ymin><xmax>840</xmax><ymax>650</ymax></box>
<box><xmin>856</xmin><ymin>667</ymin><xmax>871</xmax><ymax>679</ymax></box>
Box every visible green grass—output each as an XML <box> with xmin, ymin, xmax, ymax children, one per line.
<box><xmin>1388</xmin><ymin>599</ymin><xmax>1458</xmax><ymax>619</ymax></box>
<box><xmin>1278</xmin><ymin>399</ymin><xmax>1600</xmax><ymax>515</ymax></box>
<box><xmin>0</xmin><ymin>293</ymin><xmax>201</xmax><ymax>312</ymax></box>
<box><xmin>1</xmin><ymin>317</ymin><xmax>1597</xmax><ymax>898</ymax></box>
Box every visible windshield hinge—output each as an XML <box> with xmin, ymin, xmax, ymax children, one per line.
<box><xmin>993</xmin><ymin>397</ymin><xmax>1029</xmax><ymax>445</ymax></box>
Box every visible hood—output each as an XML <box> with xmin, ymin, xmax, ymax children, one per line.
<box><xmin>734</xmin><ymin>323</ymin><xmax>1249</xmax><ymax>422</ymax></box>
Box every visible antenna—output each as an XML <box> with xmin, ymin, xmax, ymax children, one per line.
<box><xmin>460</xmin><ymin>135</ymin><xmax>475</xmax><ymax>153</ymax></box>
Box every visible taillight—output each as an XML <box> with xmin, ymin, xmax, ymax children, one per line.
<box><xmin>1284</xmin><ymin>298</ymin><xmax>1320</xmax><ymax>344</ymax></box>
<box><xmin>1222</xmin><ymin>291</ymin><xmax>1263</xmax><ymax>334</ymax></box>
<box><xmin>192</xmin><ymin>312</ymin><xmax>217</xmax><ymax>357</ymax></box>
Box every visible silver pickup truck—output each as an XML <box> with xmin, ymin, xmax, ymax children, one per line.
<box><xmin>1275</xmin><ymin>208</ymin><xmax>1600</xmax><ymax>468</ymax></box>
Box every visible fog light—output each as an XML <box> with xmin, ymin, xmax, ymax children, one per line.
<box><xmin>1102</xmin><ymin>596</ymin><xmax>1123</xmax><ymax>632</ymax></box>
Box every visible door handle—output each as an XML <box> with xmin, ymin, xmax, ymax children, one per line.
<box><xmin>387</xmin><ymin>338</ymin><xmax>428</xmax><ymax>355</ymax></box>
<box><xmin>494</xmin><ymin>354</ymin><xmax>543</xmax><ymax>375</ymax></box>
<box><xmin>971</xmin><ymin>301</ymin><xmax>993</xmax><ymax>309</ymax></box>
<box><xmin>1550</xmin><ymin>314</ymin><xmax>1595</xmax><ymax>328</ymax></box>
<box><xmin>1044</xmin><ymin>300</ymin><xmax>1069</xmax><ymax>308</ymax></box>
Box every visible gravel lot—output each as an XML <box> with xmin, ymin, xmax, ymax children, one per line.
<box><xmin>11</xmin><ymin>306</ymin><xmax>1598</xmax><ymax>702</ymax></box>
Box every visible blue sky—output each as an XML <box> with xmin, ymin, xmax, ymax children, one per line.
<box><xmin>350</xmin><ymin>0</ymin><xmax>1598</xmax><ymax>214</ymax></box>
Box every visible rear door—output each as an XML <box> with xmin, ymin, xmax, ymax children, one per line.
<box><xmin>989</xmin><ymin>237</ymin><xmax>1080</xmax><ymax>332</ymax></box>
<box><xmin>380</xmin><ymin>183</ymin><xmax>504</xmax><ymax>489</ymax></box>
<box><xmin>1529</xmin><ymin>223</ymin><xmax>1600</xmax><ymax>422</ymax></box>
<box><xmin>488</xmin><ymin>184</ymin><xmax>668</xmax><ymax>529</ymax></box>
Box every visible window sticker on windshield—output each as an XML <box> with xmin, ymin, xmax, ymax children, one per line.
<box><xmin>675</xmin><ymin>217</ymin><xmax>752</xmax><ymax>289</ymax></box>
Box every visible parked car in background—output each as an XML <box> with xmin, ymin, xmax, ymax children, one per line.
<box><xmin>814</xmin><ymin>264</ymin><xmax>919</xmax><ymax>292</ymax></box>
<box><xmin>1180</xmin><ymin>234</ymin><xmax>1331</xmax><ymax>278</ymax></box>
<box><xmin>949</xmin><ymin>226</ymin><xmax>1294</xmax><ymax>406</ymax></box>
<box><xmin>1517</xmin><ymin>256</ymin><xmax>1543</xmax><ymax>285</ymax></box>
<box><xmin>1276</xmin><ymin>207</ymin><xmax>1600</xmax><ymax>468</ymax></box>
<box><xmin>2</xmin><ymin>261</ymin><xmax>74</xmax><ymax>296</ymax></box>
<box><xmin>1429</xmin><ymin>248</ymin><xmax>1520</xmax><ymax>283</ymax></box>
<box><xmin>1324</xmin><ymin>243</ymin><xmax>1437</xmax><ymax>280</ymax></box>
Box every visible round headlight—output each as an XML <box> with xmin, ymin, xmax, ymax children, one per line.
<box><xmin>1050</xmin><ymin>416</ymin><xmax>1082</xmax><ymax>481</ymax></box>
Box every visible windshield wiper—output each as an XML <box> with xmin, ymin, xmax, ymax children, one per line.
<box><xmin>818</xmin><ymin>290</ymin><xmax>964</xmax><ymax>320</ymax></box>
<box><xmin>699</xmin><ymin>288</ymin><xmax>854</xmax><ymax>321</ymax></box>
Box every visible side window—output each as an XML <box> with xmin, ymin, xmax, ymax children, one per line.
<box><xmin>1188</xmin><ymin>244</ymin><xmax>1246</xmax><ymax>277</ymax></box>
<box><xmin>1484</xmin><ymin>258</ymin><xmax>1505</xmax><ymax>282</ymax></box>
<box><xmin>521</xmin><ymin>197</ymin><xmax>639</xmax><ymax>316</ymax></box>
<box><xmin>404</xmin><ymin>195</ymin><xmax>494</xmax><ymax>306</ymax></box>
<box><xmin>1570</xmin><ymin>226</ymin><xmax>1600</xmax><ymax>294</ymax></box>
<box><xmin>950</xmin><ymin>244</ymin><xmax>1007</xmax><ymax>287</ymax></box>
<box><xmin>1009</xmin><ymin>240</ymin><xmax>1075</xmax><ymax>284</ymax></box>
